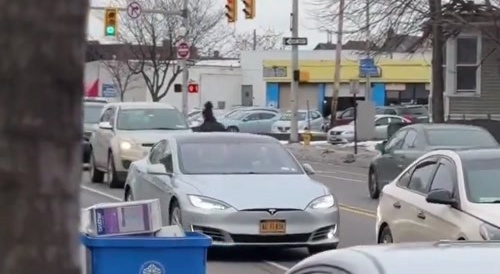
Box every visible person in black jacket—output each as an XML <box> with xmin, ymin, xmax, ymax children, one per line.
<box><xmin>198</xmin><ymin>101</ymin><xmax>226</xmax><ymax>132</ymax></box>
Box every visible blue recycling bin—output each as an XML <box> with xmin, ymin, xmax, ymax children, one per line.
<box><xmin>81</xmin><ymin>232</ymin><xmax>212</xmax><ymax>274</ymax></box>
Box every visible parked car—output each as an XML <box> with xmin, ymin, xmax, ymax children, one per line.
<box><xmin>327</xmin><ymin>115</ymin><xmax>411</xmax><ymax>144</ymax></box>
<box><xmin>271</xmin><ymin>110</ymin><xmax>323</xmax><ymax>133</ymax></box>
<box><xmin>83</xmin><ymin>100</ymin><xmax>107</xmax><ymax>163</ymax></box>
<box><xmin>285</xmin><ymin>240</ymin><xmax>500</xmax><ymax>274</ymax></box>
<box><xmin>377</xmin><ymin>149</ymin><xmax>500</xmax><ymax>243</ymax></box>
<box><xmin>222</xmin><ymin>106</ymin><xmax>279</xmax><ymax>119</ymax></box>
<box><xmin>124</xmin><ymin>133</ymin><xmax>339</xmax><ymax>254</ymax></box>
<box><xmin>188</xmin><ymin>109</ymin><xmax>227</xmax><ymax>128</ymax></box>
<box><xmin>368</xmin><ymin>123</ymin><xmax>499</xmax><ymax>199</ymax></box>
<box><xmin>88</xmin><ymin>102</ymin><xmax>191</xmax><ymax>188</ymax></box>
<box><xmin>377</xmin><ymin>105</ymin><xmax>429</xmax><ymax>123</ymax></box>
<box><xmin>219</xmin><ymin>110</ymin><xmax>281</xmax><ymax>133</ymax></box>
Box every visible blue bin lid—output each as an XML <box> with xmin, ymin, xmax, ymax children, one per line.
<box><xmin>81</xmin><ymin>231</ymin><xmax>212</xmax><ymax>248</ymax></box>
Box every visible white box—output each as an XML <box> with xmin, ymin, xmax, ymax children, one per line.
<box><xmin>82</xmin><ymin>199</ymin><xmax>162</xmax><ymax>237</ymax></box>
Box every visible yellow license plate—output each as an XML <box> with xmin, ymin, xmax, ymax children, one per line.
<box><xmin>260</xmin><ymin>220</ymin><xmax>286</xmax><ymax>234</ymax></box>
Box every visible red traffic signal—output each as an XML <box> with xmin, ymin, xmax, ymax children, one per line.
<box><xmin>188</xmin><ymin>84</ymin><xmax>199</xmax><ymax>93</ymax></box>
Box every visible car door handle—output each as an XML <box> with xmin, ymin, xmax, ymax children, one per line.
<box><xmin>417</xmin><ymin>211</ymin><xmax>426</xmax><ymax>220</ymax></box>
<box><xmin>393</xmin><ymin>202</ymin><xmax>401</xmax><ymax>209</ymax></box>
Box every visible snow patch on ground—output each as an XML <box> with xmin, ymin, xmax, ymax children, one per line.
<box><xmin>340</xmin><ymin>140</ymin><xmax>383</xmax><ymax>152</ymax></box>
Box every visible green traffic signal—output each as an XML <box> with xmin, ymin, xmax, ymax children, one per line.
<box><xmin>105</xmin><ymin>26</ymin><xmax>116</xmax><ymax>36</ymax></box>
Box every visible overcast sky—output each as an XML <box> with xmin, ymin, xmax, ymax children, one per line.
<box><xmin>88</xmin><ymin>0</ymin><xmax>328</xmax><ymax>50</ymax></box>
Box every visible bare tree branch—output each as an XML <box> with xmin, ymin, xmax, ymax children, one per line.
<box><xmin>102</xmin><ymin>58</ymin><xmax>140</xmax><ymax>101</ymax></box>
<box><xmin>117</xmin><ymin>0</ymin><xmax>228</xmax><ymax>101</ymax></box>
<box><xmin>221</xmin><ymin>28</ymin><xmax>284</xmax><ymax>57</ymax></box>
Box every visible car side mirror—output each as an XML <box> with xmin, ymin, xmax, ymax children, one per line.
<box><xmin>98</xmin><ymin>121</ymin><xmax>112</xmax><ymax>130</ymax></box>
<box><xmin>146</xmin><ymin>164</ymin><xmax>172</xmax><ymax>177</ymax></box>
<box><xmin>376</xmin><ymin>140</ymin><xmax>387</xmax><ymax>153</ymax></box>
<box><xmin>303</xmin><ymin>163</ymin><xmax>315</xmax><ymax>175</ymax></box>
<box><xmin>242</xmin><ymin>118</ymin><xmax>248</xmax><ymax>122</ymax></box>
<box><xmin>426</xmin><ymin>189</ymin><xmax>457</xmax><ymax>206</ymax></box>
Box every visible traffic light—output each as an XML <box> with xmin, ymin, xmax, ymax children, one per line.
<box><xmin>242</xmin><ymin>0</ymin><xmax>255</xmax><ymax>19</ymax></box>
<box><xmin>104</xmin><ymin>8</ymin><xmax>118</xmax><ymax>36</ymax></box>
<box><xmin>188</xmin><ymin>84</ymin><xmax>199</xmax><ymax>93</ymax></box>
<box><xmin>225</xmin><ymin>0</ymin><xmax>237</xmax><ymax>23</ymax></box>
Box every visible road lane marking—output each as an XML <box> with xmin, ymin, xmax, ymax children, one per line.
<box><xmin>80</xmin><ymin>185</ymin><xmax>376</xmax><ymax>272</ymax></box>
<box><xmin>81</xmin><ymin>185</ymin><xmax>122</xmax><ymax>201</ymax></box>
<box><xmin>315</xmin><ymin>174</ymin><xmax>365</xmax><ymax>183</ymax></box>
<box><xmin>339</xmin><ymin>204</ymin><xmax>376</xmax><ymax>218</ymax></box>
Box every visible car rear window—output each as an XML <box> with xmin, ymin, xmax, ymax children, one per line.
<box><xmin>426</xmin><ymin>128</ymin><xmax>498</xmax><ymax>147</ymax></box>
<box><xmin>399</xmin><ymin>106</ymin><xmax>427</xmax><ymax>115</ymax></box>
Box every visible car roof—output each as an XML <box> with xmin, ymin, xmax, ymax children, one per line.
<box><xmin>105</xmin><ymin>102</ymin><xmax>176</xmax><ymax>110</ymax></box>
<box><xmin>171</xmin><ymin>132</ymin><xmax>280</xmax><ymax>145</ymax></box>
<box><xmin>292</xmin><ymin>241</ymin><xmax>500</xmax><ymax>273</ymax></box>
<box><xmin>404</xmin><ymin>123</ymin><xmax>487</xmax><ymax>131</ymax></box>
<box><xmin>455</xmin><ymin>148</ymin><xmax>500</xmax><ymax>161</ymax></box>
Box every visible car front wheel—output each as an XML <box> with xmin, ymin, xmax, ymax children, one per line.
<box><xmin>89</xmin><ymin>150</ymin><xmax>104</xmax><ymax>183</ymax></box>
<box><xmin>106</xmin><ymin>153</ymin><xmax>123</xmax><ymax>189</ymax></box>
<box><xmin>378</xmin><ymin>226</ymin><xmax>393</xmax><ymax>244</ymax></box>
<box><xmin>368</xmin><ymin>168</ymin><xmax>380</xmax><ymax>199</ymax></box>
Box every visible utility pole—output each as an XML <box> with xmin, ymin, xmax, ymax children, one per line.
<box><xmin>329</xmin><ymin>0</ymin><xmax>344</xmax><ymax>128</ymax></box>
<box><xmin>252</xmin><ymin>29</ymin><xmax>257</xmax><ymax>50</ymax></box>
<box><xmin>289</xmin><ymin>0</ymin><xmax>300</xmax><ymax>143</ymax></box>
<box><xmin>180</xmin><ymin>0</ymin><xmax>189</xmax><ymax>116</ymax></box>
<box><xmin>430</xmin><ymin>0</ymin><xmax>445</xmax><ymax>122</ymax></box>
<box><xmin>365</xmin><ymin>0</ymin><xmax>371</xmax><ymax>100</ymax></box>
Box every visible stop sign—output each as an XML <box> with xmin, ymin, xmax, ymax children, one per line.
<box><xmin>176</xmin><ymin>41</ymin><xmax>190</xmax><ymax>59</ymax></box>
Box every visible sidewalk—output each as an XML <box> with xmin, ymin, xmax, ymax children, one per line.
<box><xmin>283</xmin><ymin>141</ymin><xmax>379</xmax><ymax>168</ymax></box>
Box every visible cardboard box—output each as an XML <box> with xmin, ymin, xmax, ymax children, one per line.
<box><xmin>82</xmin><ymin>199</ymin><xmax>162</xmax><ymax>237</ymax></box>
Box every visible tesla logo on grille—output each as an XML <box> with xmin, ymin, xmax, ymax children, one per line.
<box><xmin>267</xmin><ymin>209</ymin><xmax>277</xmax><ymax>215</ymax></box>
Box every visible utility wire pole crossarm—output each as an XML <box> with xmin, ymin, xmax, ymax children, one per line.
<box><xmin>90</xmin><ymin>6</ymin><xmax>182</xmax><ymax>16</ymax></box>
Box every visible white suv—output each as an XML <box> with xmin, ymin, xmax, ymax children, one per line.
<box><xmin>89</xmin><ymin>102</ymin><xmax>191</xmax><ymax>188</ymax></box>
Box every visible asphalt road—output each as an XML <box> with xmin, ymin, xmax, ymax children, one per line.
<box><xmin>80</xmin><ymin>161</ymin><xmax>375</xmax><ymax>273</ymax></box>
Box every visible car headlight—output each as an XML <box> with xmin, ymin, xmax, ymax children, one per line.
<box><xmin>119</xmin><ymin>139</ymin><xmax>140</xmax><ymax>150</ymax></box>
<box><xmin>479</xmin><ymin>223</ymin><xmax>500</xmax><ymax>240</ymax></box>
<box><xmin>307</xmin><ymin>194</ymin><xmax>335</xmax><ymax>209</ymax></box>
<box><xmin>188</xmin><ymin>195</ymin><xmax>231</xmax><ymax>210</ymax></box>
<box><xmin>343</xmin><ymin>131</ymin><xmax>354</xmax><ymax>135</ymax></box>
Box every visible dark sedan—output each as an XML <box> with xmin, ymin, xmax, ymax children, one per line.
<box><xmin>368</xmin><ymin>123</ymin><xmax>499</xmax><ymax>199</ymax></box>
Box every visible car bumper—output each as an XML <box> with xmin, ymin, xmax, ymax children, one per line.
<box><xmin>182</xmin><ymin>206</ymin><xmax>340</xmax><ymax>247</ymax></box>
<box><xmin>83</xmin><ymin>141</ymin><xmax>91</xmax><ymax>163</ymax></box>
<box><xmin>114</xmin><ymin>148</ymin><xmax>150</xmax><ymax>173</ymax></box>
<box><xmin>328</xmin><ymin>134</ymin><xmax>353</xmax><ymax>144</ymax></box>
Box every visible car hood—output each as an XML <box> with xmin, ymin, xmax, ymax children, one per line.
<box><xmin>180</xmin><ymin>174</ymin><xmax>327</xmax><ymax>210</ymax></box>
<box><xmin>330</xmin><ymin>125</ymin><xmax>353</xmax><ymax>132</ymax></box>
<box><xmin>466</xmin><ymin>203</ymin><xmax>500</xmax><ymax>226</ymax></box>
<box><xmin>115</xmin><ymin>129</ymin><xmax>191</xmax><ymax>144</ymax></box>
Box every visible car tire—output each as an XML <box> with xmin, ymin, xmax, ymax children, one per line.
<box><xmin>169</xmin><ymin>200</ymin><xmax>183</xmax><ymax>226</ymax></box>
<box><xmin>378</xmin><ymin>226</ymin><xmax>393</xmax><ymax>244</ymax></box>
<box><xmin>124</xmin><ymin>188</ymin><xmax>133</xmax><ymax>201</ymax></box>
<box><xmin>89</xmin><ymin>150</ymin><xmax>104</xmax><ymax>183</ymax></box>
<box><xmin>227</xmin><ymin>126</ymin><xmax>239</xmax><ymax>132</ymax></box>
<box><xmin>106</xmin><ymin>152</ymin><xmax>123</xmax><ymax>189</ymax></box>
<box><xmin>368</xmin><ymin>168</ymin><xmax>380</xmax><ymax>199</ymax></box>
<box><xmin>308</xmin><ymin>243</ymin><xmax>338</xmax><ymax>255</ymax></box>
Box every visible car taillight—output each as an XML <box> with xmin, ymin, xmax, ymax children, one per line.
<box><xmin>403</xmin><ymin>115</ymin><xmax>414</xmax><ymax>121</ymax></box>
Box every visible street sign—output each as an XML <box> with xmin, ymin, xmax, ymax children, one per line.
<box><xmin>359</xmin><ymin>58</ymin><xmax>380</xmax><ymax>77</ymax></box>
<box><xmin>127</xmin><ymin>2</ymin><xmax>142</xmax><ymax>19</ymax></box>
<box><xmin>102</xmin><ymin>83</ymin><xmax>117</xmax><ymax>98</ymax></box>
<box><xmin>176</xmin><ymin>41</ymin><xmax>190</xmax><ymax>59</ymax></box>
<box><xmin>282</xmin><ymin>37</ymin><xmax>308</xmax><ymax>46</ymax></box>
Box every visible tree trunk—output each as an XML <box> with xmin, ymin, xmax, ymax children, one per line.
<box><xmin>430</xmin><ymin>0</ymin><xmax>445</xmax><ymax>123</ymax></box>
<box><xmin>0</xmin><ymin>1</ymin><xmax>87</xmax><ymax>273</ymax></box>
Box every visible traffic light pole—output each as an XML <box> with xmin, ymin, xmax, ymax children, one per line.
<box><xmin>289</xmin><ymin>0</ymin><xmax>299</xmax><ymax>143</ymax></box>
<box><xmin>180</xmin><ymin>0</ymin><xmax>189</xmax><ymax>117</ymax></box>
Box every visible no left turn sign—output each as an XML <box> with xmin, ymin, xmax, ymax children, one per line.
<box><xmin>176</xmin><ymin>41</ymin><xmax>190</xmax><ymax>59</ymax></box>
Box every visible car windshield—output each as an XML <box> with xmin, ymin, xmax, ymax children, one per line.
<box><xmin>463</xmin><ymin>158</ymin><xmax>500</xmax><ymax>203</ymax></box>
<box><xmin>400</xmin><ymin>106</ymin><xmax>427</xmax><ymax>115</ymax></box>
<box><xmin>84</xmin><ymin>104</ymin><xmax>104</xmax><ymax>124</ymax></box>
<box><xmin>178</xmin><ymin>142</ymin><xmax>303</xmax><ymax>174</ymax></box>
<box><xmin>117</xmin><ymin>108</ymin><xmax>189</xmax><ymax>130</ymax></box>
<box><xmin>425</xmin><ymin>128</ymin><xmax>498</xmax><ymax>147</ymax></box>
<box><xmin>280</xmin><ymin>112</ymin><xmax>307</xmax><ymax>121</ymax></box>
